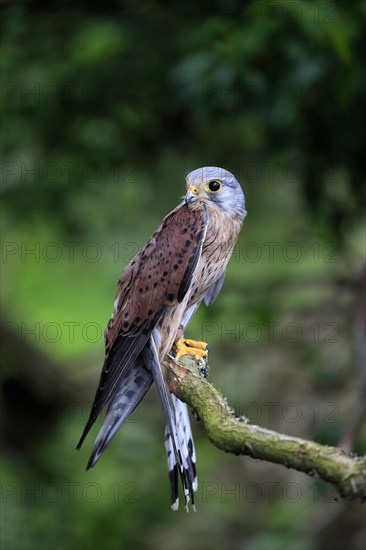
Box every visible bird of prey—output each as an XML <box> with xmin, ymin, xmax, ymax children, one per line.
<box><xmin>77</xmin><ymin>166</ymin><xmax>246</xmax><ymax>510</ymax></box>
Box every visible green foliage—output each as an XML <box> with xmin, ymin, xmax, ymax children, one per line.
<box><xmin>1</xmin><ymin>1</ymin><xmax>365</xmax><ymax>549</ymax></box>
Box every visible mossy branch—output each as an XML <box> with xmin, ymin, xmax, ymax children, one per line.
<box><xmin>164</xmin><ymin>355</ymin><xmax>366</xmax><ymax>502</ymax></box>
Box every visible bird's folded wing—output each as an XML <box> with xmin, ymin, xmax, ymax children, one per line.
<box><xmin>86</xmin><ymin>357</ymin><xmax>153</xmax><ymax>469</ymax></box>
<box><xmin>77</xmin><ymin>203</ymin><xmax>207</xmax><ymax>448</ymax></box>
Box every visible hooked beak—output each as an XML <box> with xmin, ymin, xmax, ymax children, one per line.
<box><xmin>185</xmin><ymin>185</ymin><xmax>200</xmax><ymax>206</ymax></box>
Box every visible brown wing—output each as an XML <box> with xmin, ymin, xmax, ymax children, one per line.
<box><xmin>77</xmin><ymin>203</ymin><xmax>207</xmax><ymax>448</ymax></box>
<box><xmin>106</xmin><ymin>203</ymin><xmax>207</xmax><ymax>347</ymax></box>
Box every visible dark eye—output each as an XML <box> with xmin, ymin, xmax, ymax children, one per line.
<box><xmin>207</xmin><ymin>180</ymin><xmax>222</xmax><ymax>192</ymax></box>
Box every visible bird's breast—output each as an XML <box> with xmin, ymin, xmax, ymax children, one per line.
<box><xmin>187</xmin><ymin>206</ymin><xmax>242</xmax><ymax>306</ymax></box>
<box><xmin>156</xmin><ymin>205</ymin><xmax>242</xmax><ymax>358</ymax></box>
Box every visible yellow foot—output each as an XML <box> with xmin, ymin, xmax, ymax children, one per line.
<box><xmin>173</xmin><ymin>338</ymin><xmax>209</xmax><ymax>361</ymax></box>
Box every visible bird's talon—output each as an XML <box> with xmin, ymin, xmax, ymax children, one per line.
<box><xmin>173</xmin><ymin>338</ymin><xmax>209</xmax><ymax>362</ymax></box>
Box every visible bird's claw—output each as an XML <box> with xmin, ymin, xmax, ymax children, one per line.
<box><xmin>173</xmin><ymin>338</ymin><xmax>209</xmax><ymax>361</ymax></box>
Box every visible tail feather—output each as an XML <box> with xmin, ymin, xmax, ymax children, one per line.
<box><xmin>164</xmin><ymin>395</ymin><xmax>198</xmax><ymax>509</ymax></box>
<box><xmin>78</xmin><ymin>330</ymin><xmax>198</xmax><ymax>511</ymax></box>
<box><xmin>173</xmin><ymin>394</ymin><xmax>197</xmax><ymax>491</ymax></box>
<box><xmin>143</xmin><ymin>333</ymin><xmax>197</xmax><ymax>510</ymax></box>
<box><xmin>165</xmin><ymin>426</ymin><xmax>180</xmax><ymax>510</ymax></box>
<box><xmin>143</xmin><ymin>331</ymin><xmax>194</xmax><ymax>510</ymax></box>
<box><xmin>86</xmin><ymin>358</ymin><xmax>153</xmax><ymax>469</ymax></box>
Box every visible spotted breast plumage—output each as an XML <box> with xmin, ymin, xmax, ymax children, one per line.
<box><xmin>77</xmin><ymin>166</ymin><xmax>246</xmax><ymax>510</ymax></box>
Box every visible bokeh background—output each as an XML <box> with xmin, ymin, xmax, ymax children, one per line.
<box><xmin>1</xmin><ymin>1</ymin><xmax>365</xmax><ymax>549</ymax></box>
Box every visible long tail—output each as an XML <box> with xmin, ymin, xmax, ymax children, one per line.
<box><xmin>143</xmin><ymin>333</ymin><xmax>197</xmax><ymax>511</ymax></box>
<box><xmin>165</xmin><ymin>395</ymin><xmax>197</xmax><ymax>510</ymax></box>
<box><xmin>85</xmin><ymin>357</ymin><xmax>153</xmax><ymax>469</ymax></box>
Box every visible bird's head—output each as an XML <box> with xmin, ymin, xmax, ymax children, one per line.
<box><xmin>185</xmin><ymin>166</ymin><xmax>246</xmax><ymax>221</ymax></box>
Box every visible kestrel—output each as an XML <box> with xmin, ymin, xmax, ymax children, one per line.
<box><xmin>77</xmin><ymin>166</ymin><xmax>246</xmax><ymax>510</ymax></box>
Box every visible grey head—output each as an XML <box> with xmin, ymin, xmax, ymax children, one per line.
<box><xmin>185</xmin><ymin>166</ymin><xmax>246</xmax><ymax>222</ymax></box>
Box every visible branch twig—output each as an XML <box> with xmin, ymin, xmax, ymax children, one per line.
<box><xmin>164</xmin><ymin>355</ymin><xmax>366</xmax><ymax>502</ymax></box>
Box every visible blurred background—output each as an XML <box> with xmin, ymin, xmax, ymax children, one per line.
<box><xmin>1</xmin><ymin>1</ymin><xmax>365</xmax><ymax>549</ymax></box>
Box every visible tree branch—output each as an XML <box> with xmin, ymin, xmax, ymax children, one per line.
<box><xmin>164</xmin><ymin>355</ymin><xmax>366</xmax><ymax>502</ymax></box>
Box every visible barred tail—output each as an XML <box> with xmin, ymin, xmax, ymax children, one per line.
<box><xmin>165</xmin><ymin>395</ymin><xmax>197</xmax><ymax>511</ymax></box>
<box><xmin>143</xmin><ymin>333</ymin><xmax>197</xmax><ymax>511</ymax></box>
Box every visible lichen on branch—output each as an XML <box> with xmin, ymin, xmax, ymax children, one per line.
<box><xmin>164</xmin><ymin>355</ymin><xmax>366</xmax><ymax>502</ymax></box>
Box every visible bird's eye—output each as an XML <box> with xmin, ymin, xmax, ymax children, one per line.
<box><xmin>206</xmin><ymin>180</ymin><xmax>222</xmax><ymax>193</ymax></box>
